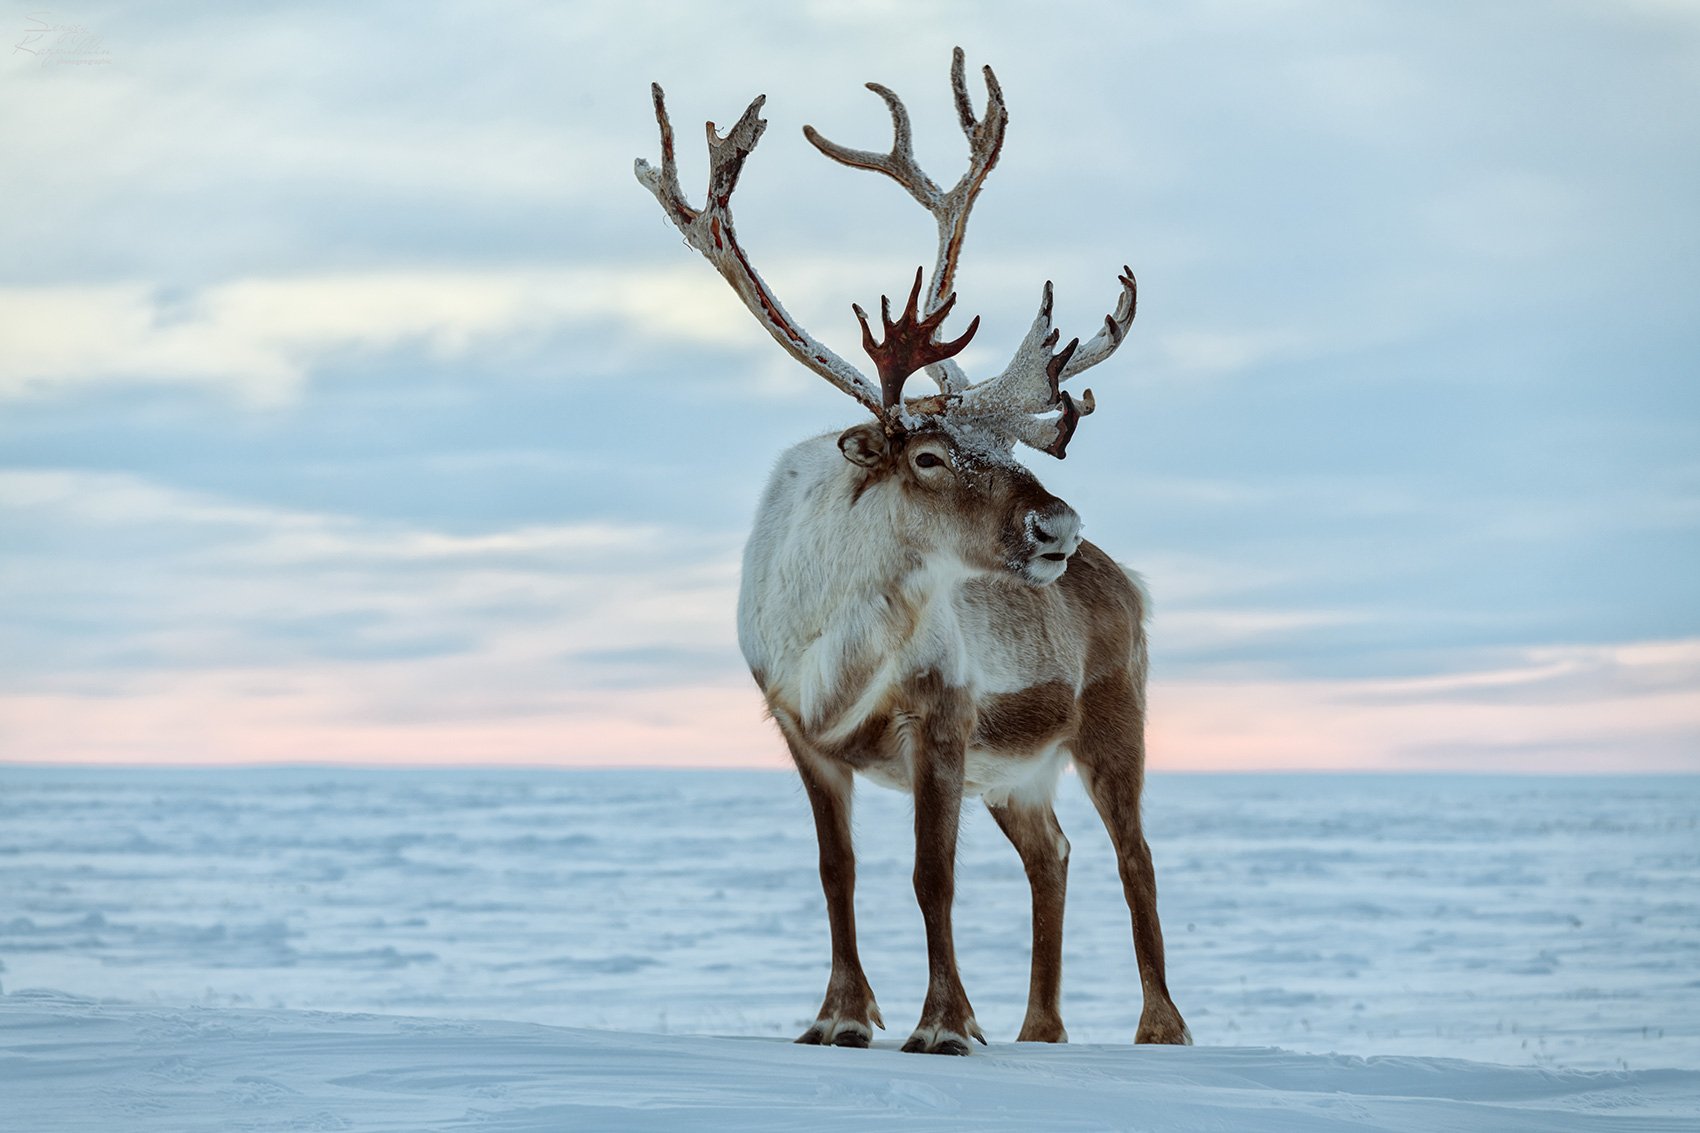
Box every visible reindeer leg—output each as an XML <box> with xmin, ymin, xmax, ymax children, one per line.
<box><xmin>1074</xmin><ymin>673</ymin><xmax>1190</xmax><ymax>1045</ymax></box>
<box><xmin>902</xmin><ymin>681</ymin><xmax>984</xmax><ymax>1055</ymax></box>
<box><xmin>986</xmin><ymin>798</ymin><xmax>1070</xmax><ymax>1042</ymax></box>
<box><xmin>778</xmin><ymin>720</ymin><xmax>882</xmax><ymax>1048</ymax></box>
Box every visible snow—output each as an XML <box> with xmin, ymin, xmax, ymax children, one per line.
<box><xmin>6</xmin><ymin>989</ymin><xmax>1696</xmax><ymax>1132</ymax></box>
<box><xmin>2</xmin><ymin>768</ymin><xmax>1697</xmax><ymax>1130</ymax></box>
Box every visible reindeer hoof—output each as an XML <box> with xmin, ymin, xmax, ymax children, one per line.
<box><xmin>798</xmin><ymin>1018</ymin><xmax>873</xmax><ymax>1048</ymax></box>
<box><xmin>1134</xmin><ymin>1012</ymin><xmax>1192</xmax><ymax>1045</ymax></box>
<box><xmin>902</xmin><ymin>1025</ymin><xmax>976</xmax><ymax>1055</ymax></box>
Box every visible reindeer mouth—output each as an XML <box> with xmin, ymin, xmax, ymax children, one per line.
<box><xmin>1019</xmin><ymin>505</ymin><xmax>1083</xmax><ymax>585</ymax></box>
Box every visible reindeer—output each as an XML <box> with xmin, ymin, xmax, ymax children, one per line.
<box><xmin>636</xmin><ymin>49</ymin><xmax>1189</xmax><ymax>1056</ymax></box>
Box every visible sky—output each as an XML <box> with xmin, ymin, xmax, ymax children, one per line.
<box><xmin>1</xmin><ymin>1</ymin><xmax>1696</xmax><ymax>771</ymax></box>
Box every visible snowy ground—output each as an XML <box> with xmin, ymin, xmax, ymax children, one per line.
<box><xmin>7</xmin><ymin>988</ymin><xmax>1698</xmax><ymax>1132</ymax></box>
<box><xmin>3</xmin><ymin>768</ymin><xmax>1698</xmax><ymax>1129</ymax></box>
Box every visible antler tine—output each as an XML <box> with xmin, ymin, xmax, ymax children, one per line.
<box><xmin>956</xmin><ymin>282</ymin><xmax>1068</xmax><ymax>415</ymax></box>
<box><xmin>958</xmin><ymin>263</ymin><xmax>1128</xmax><ymax>455</ymax></box>
<box><xmin>643</xmin><ymin>83</ymin><xmax>695</xmax><ymax>227</ymax></box>
<box><xmin>951</xmin><ymin>48</ymin><xmax>1004</xmax><ymax>138</ymax></box>
<box><xmin>804</xmin><ymin>47</ymin><xmax>1007</xmax><ymax>396</ymax></box>
<box><xmin>635</xmin><ymin>84</ymin><xmax>885</xmax><ymax>418</ymax></box>
<box><xmin>993</xmin><ymin>390</ymin><xmax>1085</xmax><ymax>459</ymax></box>
<box><xmin>950</xmin><ymin>279</ymin><xmax>1112</xmax><ymax>459</ymax></box>
<box><xmin>936</xmin><ymin>46</ymin><xmax>1008</xmax><ymax>309</ymax></box>
<box><xmin>854</xmin><ymin>267</ymin><xmax>980</xmax><ymax>411</ymax></box>
<box><xmin>802</xmin><ymin>84</ymin><xmax>942</xmax><ymax>210</ymax></box>
<box><xmin>1058</xmin><ymin>266</ymin><xmax>1138</xmax><ymax>380</ymax></box>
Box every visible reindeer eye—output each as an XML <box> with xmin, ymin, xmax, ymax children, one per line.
<box><xmin>915</xmin><ymin>453</ymin><xmax>945</xmax><ymax>469</ymax></box>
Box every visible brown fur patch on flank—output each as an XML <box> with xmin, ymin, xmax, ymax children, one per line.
<box><xmin>973</xmin><ymin>681</ymin><xmax>1079</xmax><ymax>753</ymax></box>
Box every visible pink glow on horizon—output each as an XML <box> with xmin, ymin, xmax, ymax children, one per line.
<box><xmin>0</xmin><ymin>682</ymin><xmax>784</xmax><ymax>769</ymax></box>
<box><xmin>2</xmin><ymin>639</ymin><xmax>1695</xmax><ymax>772</ymax></box>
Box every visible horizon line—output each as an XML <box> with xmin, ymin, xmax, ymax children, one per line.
<box><xmin>2</xmin><ymin>760</ymin><xmax>1695</xmax><ymax>779</ymax></box>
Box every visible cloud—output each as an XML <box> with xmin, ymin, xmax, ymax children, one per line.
<box><xmin>1157</xmin><ymin>606</ymin><xmax>1375</xmax><ymax>655</ymax></box>
<box><xmin>0</xmin><ymin>677</ymin><xmax>781</xmax><ymax>768</ymax></box>
<box><xmin>2</xmin><ymin>247</ymin><xmax>1091</xmax><ymax>407</ymax></box>
<box><xmin>1149</xmin><ymin>639</ymin><xmax>1700</xmax><ymax>772</ymax></box>
<box><xmin>0</xmin><ymin>268</ymin><xmax>780</xmax><ymax>405</ymax></box>
<box><xmin>0</xmin><ymin>469</ymin><xmax>743</xmax><ymax>696</ymax></box>
<box><xmin>1150</xmin><ymin>329</ymin><xmax>1316</xmax><ymax>381</ymax></box>
<box><xmin>4</xmin><ymin>473</ymin><xmax>1696</xmax><ymax>773</ymax></box>
<box><xmin>0</xmin><ymin>467</ymin><xmax>771</xmax><ymax>770</ymax></box>
<box><xmin>1341</xmin><ymin>640</ymin><xmax>1700</xmax><ymax>708</ymax></box>
<box><xmin>1421</xmin><ymin>172</ymin><xmax>1587</xmax><ymax>262</ymax></box>
<box><xmin>2</xmin><ymin>2</ymin><xmax>1697</xmax><ymax>772</ymax></box>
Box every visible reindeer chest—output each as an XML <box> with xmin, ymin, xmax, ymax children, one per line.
<box><xmin>756</xmin><ymin>551</ymin><xmax>1079</xmax><ymax>794</ymax></box>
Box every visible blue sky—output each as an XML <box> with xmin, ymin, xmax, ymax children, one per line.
<box><xmin>2</xmin><ymin>1</ymin><xmax>1697</xmax><ymax>769</ymax></box>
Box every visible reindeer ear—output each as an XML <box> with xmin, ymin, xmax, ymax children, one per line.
<box><xmin>837</xmin><ymin>423</ymin><xmax>888</xmax><ymax>467</ymax></box>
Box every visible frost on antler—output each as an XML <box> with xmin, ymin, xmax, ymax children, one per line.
<box><xmin>805</xmin><ymin>47</ymin><xmax>1006</xmax><ymax>397</ymax></box>
<box><xmin>634</xmin><ymin>83</ymin><xmax>884</xmax><ymax>418</ymax></box>
<box><xmin>947</xmin><ymin>267</ymin><xmax>1134</xmax><ymax>458</ymax></box>
<box><xmin>635</xmin><ymin>50</ymin><xmax>1138</xmax><ymax>459</ymax></box>
<box><xmin>1059</xmin><ymin>266</ymin><xmax>1137</xmax><ymax>381</ymax></box>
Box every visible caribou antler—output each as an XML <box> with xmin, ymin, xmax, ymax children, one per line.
<box><xmin>636</xmin><ymin>51</ymin><xmax>1138</xmax><ymax>460</ymax></box>
<box><xmin>803</xmin><ymin>50</ymin><xmax>1136</xmax><ymax>458</ymax></box>
<box><xmin>634</xmin><ymin>84</ymin><xmax>885</xmax><ymax>418</ymax></box>
<box><xmin>950</xmin><ymin>267</ymin><xmax>1136</xmax><ymax>457</ymax></box>
<box><xmin>804</xmin><ymin>46</ymin><xmax>1005</xmax><ymax>396</ymax></box>
<box><xmin>1059</xmin><ymin>265</ymin><xmax>1138</xmax><ymax>381</ymax></box>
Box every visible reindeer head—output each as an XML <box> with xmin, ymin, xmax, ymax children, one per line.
<box><xmin>635</xmin><ymin>48</ymin><xmax>1137</xmax><ymax>582</ymax></box>
<box><xmin>837</xmin><ymin>417</ymin><xmax>1084</xmax><ymax>586</ymax></box>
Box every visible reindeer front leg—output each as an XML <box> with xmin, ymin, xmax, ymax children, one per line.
<box><xmin>780</xmin><ymin>722</ymin><xmax>883</xmax><ymax>1047</ymax></box>
<box><xmin>902</xmin><ymin>679</ymin><xmax>985</xmax><ymax>1055</ymax></box>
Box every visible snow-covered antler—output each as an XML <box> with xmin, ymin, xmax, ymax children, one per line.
<box><xmin>803</xmin><ymin>46</ymin><xmax>1005</xmax><ymax>397</ymax></box>
<box><xmin>634</xmin><ymin>84</ymin><xmax>886</xmax><ymax>419</ymax></box>
<box><xmin>637</xmin><ymin>51</ymin><xmax>1137</xmax><ymax>459</ymax></box>
<box><xmin>805</xmin><ymin>49</ymin><xmax>1137</xmax><ymax>459</ymax></box>
<box><xmin>951</xmin><ymin>268</ymin><xmax>1136</xmax><ymax>458</ymax></box>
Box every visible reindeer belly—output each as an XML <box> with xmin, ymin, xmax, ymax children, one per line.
<box><xmin>964</xmin><ymin>680</ymin><xmax>1079</xmax><ymax>804</ymax></box>
<box><xmin>792</xmin><ymin>678</ymin><xmax>1080</xmax><ymax>805</ymax></box>
<box><xmin>963</xmin><ymin>741</ymin><xmax>1072</xmax><ymax>805</ymax></box>
<box><xmin>842</xmin><ymin>733</ymin><xmax>1071</xmax><ymax>804</ymax></box>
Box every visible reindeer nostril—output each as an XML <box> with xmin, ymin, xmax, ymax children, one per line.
<box><xmin>1033</xmin><ymin>526</ymin><xmax>1057</xmax><ymax>544</ymax></box>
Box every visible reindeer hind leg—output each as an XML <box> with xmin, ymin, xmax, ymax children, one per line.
<box><xmin>987</xmin><ymin>797</ymin><xmax>1070</xmax><ymax>1042</ymax></box>
<box><xmin>1073</xmin><ymin>674</ymin><xmax>1190</xmax><ymax>1045</ymax></box>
